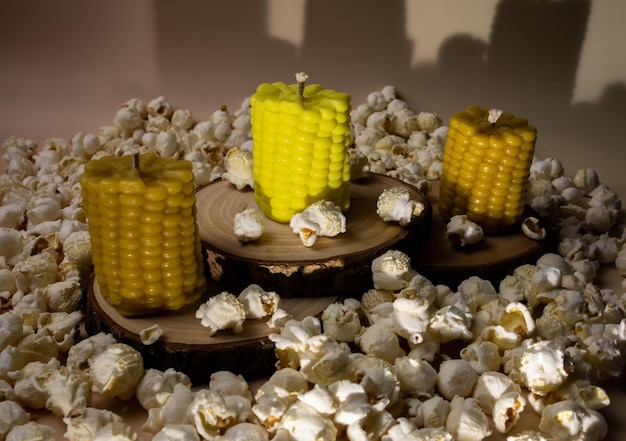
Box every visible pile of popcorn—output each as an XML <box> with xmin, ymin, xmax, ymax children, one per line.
<box><xmin>0</xmin><ymin>86</ymin><xmax>625</xmax><ymax>441</ymax></box>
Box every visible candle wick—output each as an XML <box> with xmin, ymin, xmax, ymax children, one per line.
<box><xmin>488</xmin><ymin>108</ymin><xmax>503</xmax><ymax>125</ymax></box>
<box><xmin>295</xmin><ymin>71</ymin><xmax>308</xmax><ymax>96</ymax></box>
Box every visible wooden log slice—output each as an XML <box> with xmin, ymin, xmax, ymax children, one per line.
<box><xmin>84</xmin><ymin>274</ymin><xmax>339</xmax><ymax>382</ymax></box>
<box><xmin>196</xmin><ymin>174</ymin><xmax>432</xmax><ymax>298</ymax></box>
<box><xmin>412</xmin><ymin>181</ymin><xmax>556</xmax><ymax>290</ymax></box>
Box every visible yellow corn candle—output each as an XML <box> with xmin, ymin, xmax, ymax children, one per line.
<box><xmin>80</xmin><ymin>151</ymin><xmax>206</xmax><ymax>316</ymax></box>
<box><xmin>438</xmin><ymin>106</ymin><xmax>537</xmax><ymax>233</ymax></box>
<box><xmin>250</xmin><ymin>72</ymin><xmax>352</xmax><ymax>223</ymax></box>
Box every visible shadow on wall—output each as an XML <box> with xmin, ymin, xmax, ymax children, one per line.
<box><xmin>153</xmin><ymin>0</ymin><xmax>300</xmax><ymax>110</ymax></box>
<box><xmin>153</xmin><ymin>0</ymin><xmax>415</xmax><ymax>110</ymax></box>
<box><xmin>154</xmin><ymin>0</ymin><xmax>623</xmax><ymax>190</ymax></box>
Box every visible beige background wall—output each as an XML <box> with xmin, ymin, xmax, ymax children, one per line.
<box><xmin>1</xmin><ymin>0</ymin><xmax>625</xmax><ymax>197</ymax></box>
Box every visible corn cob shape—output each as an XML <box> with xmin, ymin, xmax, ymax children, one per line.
<box><xmin>80</xmin><ymin>152</ymin><xmax>206</xmax><ymax>316</ymax></box>
<box><xmin>250</xmin><ymin>77</ymin><xmax>352</xmax><ymax>223</ymax></box>
<box><xmin>439</xmin><ymin>106</ymin><xmax>537</xmax><ymax>233</ymax></box>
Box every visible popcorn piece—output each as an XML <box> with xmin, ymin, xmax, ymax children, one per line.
<box><xmin>392</xmin><ymin>296</ymin><xmax>431</xmax><ymax>344</ymax></box>
<box><xmin>586</xmin><ymin>233</ymin><xmax>620</xmax><ymax>263</ymax></box>
<box><xmin>238</xmin><ymin>284</ymin><xmax>280</xmax><ymax>320</ymax></box>
<box><xmin>436</xmin><ymin>359</ymin><xmax>478</xmax><ymax>401</ymax></box>
<box><xmin>274</xmin><ymin>401</ymin><xmax>338</xmax><ymax>441</ymax></box>
<box><xmin>136</xmin><ymin>368</ymin><xmax>192</xmax><ymax>411</ymax></box>
<box><xmin>371</xmin><ymin>250</ymin><xmax>416</xmax><ymax>291</ymax></box>
<box><xmin>0</xmin><ymin>227</ymin><xmax>24</xmax><ymax>261</ymax></box>
<box><xmin>417</xmin><ymin>111</ymin><xmax>443</xmax><ymax>134</ymax></box>
<box><xmin>209</xmin><ymin>371</ymin><xmax>251</xmax><ymax>401</ymax></box>
<box><xmin>140</xmin><ymin>324</ymin><xmax>163</xmax><ymax>345</ymax></box>
<box><xmin>355</xmin><ymin>321</ymin><xmax>405</xmax><ymax>364</ymax></box>
<box><xmin>188</xmin><ymin>389</ymin><xmax>242</xmax><ymax>439</ymax></box>
<box><xmin>233</xmin><ymin>208</ymin><xmax>265</xmax><ymax>242</ymax></box>
<box><xmin>288</xmin><ymin>213</ymin><xmax>319</xmax><ymax>247</ymax></box>
<box><xmin>267</xmin><ymin>308</ymin><xmax>293</xmax><ymax>329</ymax></box>
<box><xmin>143</xmin><ymin>383</ymin><xmax>195</xmax><ymax>434</ymax></box>
<box><xmin>252</xmin><ymin>368</ymin><xmax>308</xmax><ymax>429</ymax></box>
<box><xmin>359</xmin><ymin>359</ymin><xmax>400</xmax><ymax>408</ymax></box>
<box><xmin>429</xmin><ymin>304</ymin><xmax>473</xmax><ymax>343</ymax></box>
<box><xmin>147</xmin><ymin>96</ymin><xmax>173</xmax><ymax>118</ymax></box>
<box><xmin>269</xmin><ymin>316</ymin><xmax>323</xmax><ymax>369</ymax></box>
<box><xmin>153</xmin><ymin>424</ymin><xmax>200</xmax><ymax>441</ymax></box>
<box><xmin>367</xmin><ymin>90</ymin><xmax>389</xmax><ymax>112</ymax></box>
<box><xmin>36</xmin><ymin>311</ymin><xmax>84</xmax><ymax>352</ymax></box>
<box><xmin>221</xmin><ymin>423</ymin><xmax>269</xmax><ymax>441</ymax></box>
<box><xmin>321</xmin><ymin>302</ymin><xmax>362</xmax><ymax>343</ymax></box>
<box><xmin>460</xmin><ymin>340</ymin><xmax>502</xmax><ymax>374</ymax></box>
<box><xmin>539</xmin><ymin>400</ymin><xmax>607</xmax><ymax>441</ymax></box>
<box><xmin>360</xmin><ymin>289</ymin><xmax>396</xmax><ymax>312</ymax></box>
<box><xmin>63</xmin><ymin>408</ymin><xmax>123</xmax><ymax>441</ymax></box>
<box><xmin>472</xmin><ymin>371</ymin><xmax>521</xmax><ymax>416</ymax></box>
<box><xmin>42</xmin><ymin>365</ymin><xmax>91</xmax><ymax>417</ymax></box>
<box><xmin>500</xmin><ymin>301</ymin><xmax>535</xmax><ymax>337</ymax></box>
<box><xmin>349</xmin><ymin>149</ymin><xmax>370</xmax><ymax>181</ymax></box>
<box><xmin>89</xmin><ymin>343</ymin><xmax>144</xmax><ymax>400</ymax></box>
<box><xmin>6</xmin><ymin>421</ymin><xmax>56</xmax><ymax>441</ymax></box>
<box><xmin>12</xmin><ymin>251</ymin><xmax>59</xmax><ymax>294</ymax></box>
<box><xmin>346</xmin><ymin>407</ymin><xmax>396</xmax><ymax>441</ymax></box>
<box><xmin>506</xmin><ymin>340</ymin><xmax>568</xmax><ymax>396</ymax></box>
<box><xmin>41</xmin><ymin>278</ymin><xmax>83</xmax><ymax>313</ymax></box>
<box><xmin>26</xmin><ymin>195</ymin><xmax>62</xmax><ymax>226</ymax></box>
<box><xmin>0</xmin><ymin>400</ymin><xmax>30</xmax><ymax>440</ymax></box>
<box><xmin>289</xmin><ymin>200</ymin><xmax>346</xmax><ymax>247</ymax></box>
<box><xmin>446</xmin><ymin>215</ymin><xmax>484</xmax><ymax>247</ymax></box>
<box><xmin>195</xmin><ymin>292</ymin><xmax>246</xmax><ymax>336</ymax></box>
<box><xmin>0</xmin><ymin>203</ymin><xmax>27</xmax><ymax>229</ymax></box>
<box><xmin>395</xmin><ymin>356</ymin><xmax>438</xmax><ymax>395</ymax></box>
<box><xmin>93</xmin><ymin>421</ymin><xmax>140</xmax><ymax>441</ymax></box>
<box><xmin>298</xmin><ymin>335</ymin><xmax>352</xmax><ymax>386</ymax></box>
<box><xmin>445</xmin><ymin>396</ymin><xmax>492</xmax><ymax>441</ymax></box>
<box><xmin>530</xmin><ymin>157</ymin><xmax>564</xmax><ymax>181</ymax></box>
<box><xmin>222</xmin><ymin>147</ymin><xmax>254</xmax><ymax>190</ymax></box>
<box><xmin>10</xmin><ymin>358</ymin><xmax>61</xmax><ymax>409</ymax></box>
<box><xmin>492</xmin><ymin>391</ymin><xmax>526</xmax><ymax>434</ymax></box>
<box><xmin>555</xmin><ymin>379</ymin><xmax>610</xmax><ymax>410</ymax></box>
<box><xmin>417</xmin><ymin>396</ymin><xmax>451</xmax><ymax>429</ymax></box>
<box><xmin>376</xmin><ymin>187</ymin><xmax>425</xmax><ymax>226</ymax></box>
<box><xmin>521</xmin><ymin>216</ymin><xmax>547</xmax><ymax>241</ymax></box>
<box><xmin>298</xmin><ymin>384</ymin><xmax>338</xmax><ymax>417</ymax></box>
<box><xmin>572</xmin><ymin>168</ymin><xmax>599</xmax><ymax>195</ymax></box>
<box><xmin>328</xmin><ymin>379</ymin><xmax>371</xmax><ymax>427</ymax></box>
<box><xmin>0</xmin><ymin>311</ymin><xmax>23</xmax><ymax>351</ymax></box>
<box><xmin>66</xmin><ymin>332</ymin><xmax>117</xmax><ymax>373</ymax></box>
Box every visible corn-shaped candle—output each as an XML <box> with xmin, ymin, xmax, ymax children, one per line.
<box><xmin>80</xmin><ymin>152</ymin><xmax>206</xmax><ymax>316</ymax></box>
<box><xmin>250</xmin><ymin>73</ymin><xmax>352</xmax><ymax>223</ymax></box>
<box><xmin>438</xmin><ymin>106</ymin><xmax>537</xmax><ymax>233</ymax></box>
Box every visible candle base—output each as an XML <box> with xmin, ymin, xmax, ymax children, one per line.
<box><xmin>197</xmin><ymin>174</ymin><xmax>431</xmax><ymax>298</ymax></box>
<box><xmin>413</xmin><ymin>181</ymin><xmax>555</xmax><ymax>289</ymax></box>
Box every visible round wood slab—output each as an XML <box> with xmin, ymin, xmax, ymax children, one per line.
<box><xmin>84</xmin><ymin>274</ymin><xmax>339</xmax><ymax>382</ymax></box>
<box><xmin>196</xmin><ymin>174</ymin><xmax>432</xmax><ymax>298</ymax></box>
<box><xmin>412</xmin><ymin>181</ymin><xmax>556</xmax><ymax>290</ymax></box>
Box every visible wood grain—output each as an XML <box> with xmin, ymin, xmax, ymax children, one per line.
<box><xmin>413</xmin><ymin>181</ymin><xmax>555</xmax><ymax>290</ymax></box>
<box><xmin>196</xmin><ymin>174</ymin><xmax>432</xmax><ymax>297</ymax></box>
<box><xmin>84</xmin><ymin>275</ymin><xmax>339</xmax><ymax>381</ymax></box>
